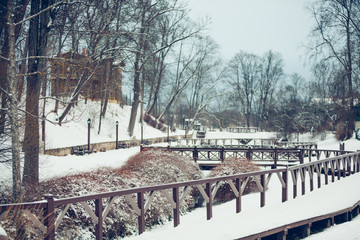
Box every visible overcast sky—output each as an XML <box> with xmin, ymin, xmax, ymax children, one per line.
<box><xmin>187</xmin><ymin>0</ymin><xmax>314</xmax><ymax>79</ymax></box>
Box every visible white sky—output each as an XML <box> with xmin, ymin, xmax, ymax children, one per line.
<box><xmin>187</xmin><ymin>0</ymin><xmax>314</xmax><ymax>79</ymax></box>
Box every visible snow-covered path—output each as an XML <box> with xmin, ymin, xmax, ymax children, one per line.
<box><xmin>123</xmin><ymin>173</ymin><xmax>360</xmax><ymax>240</ymax></box>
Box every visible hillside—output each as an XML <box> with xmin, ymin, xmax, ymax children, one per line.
<box><xmin>43</xmin><ymin>100</ymin><xmax>182</xmax><ymax>149</ymax></box>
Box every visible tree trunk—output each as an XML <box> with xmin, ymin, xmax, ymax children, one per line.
<box><xmin>0</xmin><ymin>26</ymin><xmax>9</xmax><ymax>135</ymax></box>
<box><xmin>128</xmin><ymin>51</ymin><xmax>141</xmax><ymax>136</ymax></box>
<box><xmin>345</xmin><ymin>5</ymin><xmax>354</xmax><ymax>132</ymax></box>
<box><xmin>23</xmin><ymin>0</ymin><xmax>49</xmax><ymax>191</ymax></box>
<box><xmin>128</xmin><ymin>9</ymin><xmax>146</xmax><ymax>136</ymax></box>
<box><xmin>7</xmin><ymin>0</ymin><xmax>22</xmax><ymax>201</ymax></box>
<box><xmin>101</xmin><ymin>60</ymin><xmax>111</xmax><ymax>117</ymax></box>
<box><xmin>148</xmin><ymin>58</ymin><xmax>165</xmax><ymax>115</ymax></box>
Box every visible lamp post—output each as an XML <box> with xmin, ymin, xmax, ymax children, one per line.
<box><xmin>116</xmin><ymin>121</ymin><xmax>119</xmax><ymax>149</ymax></box>
<box><xmin>41</xmin><ymin>115</ymin><xmax>46</xmax><ymax>153</ymax></box>
<box><xmin>141</xmin><ymin>121</ymin><xmax>144</xmax><ymax>145</ymax></box>
<box><xmin>167</xmin><ymin>124</ymin><xmax>170</xmax><ymax>144</ymax></box>
<box><xmin>87</xmin><ymin>118</ymin><xmax>91</xmax><ymax>152</ymax></box>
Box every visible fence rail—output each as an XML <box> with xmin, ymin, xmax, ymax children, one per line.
<box><xmin>1</xmin><ymin>150</ymin><xmax>359</xmax><ymax>240</ymax></box>
<box><xmin>173</xmin><ymin>138</ymin><xmax>318</xmax><ymax>149</ymax></box>
<box><xmin>142</xmin><ymin>146</ymin><xmax>352</xmax><ymax>169</ymax></box>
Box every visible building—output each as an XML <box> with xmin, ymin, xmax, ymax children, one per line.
<box><xmin>50</xmin><ymin>49</ymin><xmax>124</xmax><ymax>104</ymax></box>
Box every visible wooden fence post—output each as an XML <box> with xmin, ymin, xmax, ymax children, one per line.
<box><xmin>206</xmin><ymin>183</ymin><xmax>212</xmax><ymax>220</ymax></box>
<box><xmin>173</xmin><ymin>187</ymin><xmax>180</xmax><ymax>227</ymax></box>
<box><xmin>193</xmin><ymin>146</ymin><xmax>198</xmax><ymax>163</ymax></box>
<box><xmin>236</xmin><ymin>178</ymin><xmax>241</xmax><ymax>213</ymax></box>
<box><xmin>301</xmin><ymin>168</ymin><xmax>306</xmax><ymax>196</ymax></box>
<box><xmin>309</xmin><ymin>166</ymin><xmax>314</xmax><ymax>192</ymax></box>
<box><xmin>95</xmin><ymin>198</ymin><xmax>103</xmax><ymax>240</ymax></box>
<box><xmin>340</xmin><ymin>142</ymin><xmax>344</xmax><ymax>151</ymax></box>
<box><xmin>44</xmin><ymin>195</ymin><xmax>55</xmax><ymax>240</ymax></box>
<box><xmin>246</xmin><ymin>147</ymin><xmax>252</xmax><ymax>161</ymax></box>
<box><xmin>273</xmin><ymin>148</ymin><xmax>278</xmax><ymax>169</ymax></box>
<box><xmin>299</xmin><ymin>149</ymin><xmax>304</xmax><ymax>164</ymax></box>
<box><xmin>137</xmin><ymin>192</ymin><xmax>145</xmax><ymax>234</ymax></box>
<box><xmin>220</xmin><ymin>147</ymin><xmax>225</xmax><ymax>162</ymax></box>
<box><xmin>282</xmin><ymin>170</ymin><xmax>288</xmax><ymax>203</ymax></box>
<box><xmin>260</xmin><ymin>174</ymin><xmax>265</xmax><ymax>207</ymax></box>
<box><xmin>324</xmin><ymin>162</ymin><xmax>329</xmax><ymax>185</ymax></box>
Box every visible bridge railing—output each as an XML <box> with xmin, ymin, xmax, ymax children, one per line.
<box><xmin>173</xmin><ymin>138</ymin><xmax>318</xmax><ymax>149</ymax></box>
<box><xmin>288</xmin><ymin>151</ymin><xmax>360</xmax><ymax>198</ymax></box>
<box><xmin>142</xmin><ymin>146</ymin><xmax>349</xmax><ymax>168</ymax></box>
<box><xmin>1</xmin><ymin>152</ymin><xmax>359</xmax><ymax>240</ymax></box>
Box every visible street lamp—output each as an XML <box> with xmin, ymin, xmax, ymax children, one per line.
<box><xmin>116</xmin><ymin>120</ymin><xmax>119</xmax><ymax>149</ymax></box>
<box><xmin>41</xmin><ymin>115</ymin><xmax>46</xmax><ymax>153</ymax></box>
<box><xmin>141</xmin><ymin>121</ymin><xmax>144</xmax><ymax>145</ymax></box>
<box><xmin>87</xmin><ymin>118</ymin><xmax>91</xmax><ymax>152</ymax></box>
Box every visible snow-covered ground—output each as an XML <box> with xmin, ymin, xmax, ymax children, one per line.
<box><xmin>44</xmin><ymin>100</ymin><xmax>181</xmax><ymax>149</ymax></box>
<box><xmin>1</xmin><ymin>101</ymin><xmax>360</xmax><ymax>239</ymax></box>
<box><xmin>122</xmin><ymin>173</ymin><xmax>360</xmax><ymax>240</ymax></box>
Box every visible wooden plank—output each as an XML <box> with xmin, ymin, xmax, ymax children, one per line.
<box><xmin>179</xmin><ymin>186</ymin><xmax>191</xmax><ymax>204</ymax></box>
<box><xmin>125</xmin><ymin>195</ymin><xmax>141</xmax><ymax>216</ymax></box>
<box><xmin>144</xmin><ymin>191</ymin><xmax>155</xmax><ymax>212</ymax></box>
<box><xmin>79</xmin><ymin>201</ymin><xmax>98</xmax><ymax>224</ymax></box>
<box><xmin>160</xmin><ymin>190</ymin><xmax>176</xmax><ymax>209</ymax></box>
<box><xmin>211</xmin><ymin>181</ymin><xmax>222</xmax><ymax>201</ymax></box>
<box><xmin>241</xmin><ymin>177</ymin><xmax>250</xmax><ymax>195</ymax></box>
<box><xmin>196</xmin><ymin>185</ymin><xmax>209</xmax><ymax>203</ymax></box>
<box><xmin>23</xmin><ymin>209</ymin><xmax>47</xmax><ymax>234</ymax></box>
<box><xmin>55</xmin><ymin>204</ymin><xmax>71</xmax><ymax>231</ymax></box>
<box><xmin>102</xmin><ymin>196</ymin><xmax>117</xmax><ymax>220</ymax></box>
<box><xmin>228</xmin><ymin>180</ymin><xmax>239</xmax><ymax>198</ymax></box>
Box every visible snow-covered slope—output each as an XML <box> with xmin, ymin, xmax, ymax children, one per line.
<box><xmin>44</xmin><ymin>100</ymin><xmax>181</xmax><ymax>149</ymax></box>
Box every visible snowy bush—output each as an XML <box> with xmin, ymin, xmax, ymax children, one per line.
<box><xmin>208</xmin><ymin>157</ymin><xmax>261</xmax><ymax>203</ymax></box>
<box><xmin>1</xmin><ymin>150</ymin><xmax>203</xmax><ymax>239</ymax></box>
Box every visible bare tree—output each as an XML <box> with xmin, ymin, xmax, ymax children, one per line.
<box><xmin>256</xmin><ymin>50</ymin><xmax>283</xmax><ymax>130</ymax></box>
<box><xmin>127</xmin><ymin>0</ymin><xmax>204</xmax><ymax>136</ymax></box>
<box><xmin>228</xmin><ymin>51</ymin><xmax>260</xmax><ymax>127</ymax></box>
<box><xmin>308</xmin><ymin>0</ymin><xmax>359</xmax><ymax>137</ymax></box>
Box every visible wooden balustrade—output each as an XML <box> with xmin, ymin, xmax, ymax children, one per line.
<box><xmin>1</xmin><ymin>151</ymin><xmax>359</xmax><ymax>240</ymax></box>
<box><xmin>143</xmin><ymin>146</ymin><xmax>348</xmax><ymax>169</ymax></box>
<box><xmin>173</xmin><ymin>138</ymin><xmax>318</xmax><ymax>149</ymax></box>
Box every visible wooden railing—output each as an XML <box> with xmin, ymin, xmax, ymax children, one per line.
<box><xmin>141</xmin><ymin>146</ymin><xmax>351</xmax><ymax>169</ymax></box>
<box><xmin>1</xmin><ymin>151</ymin><xmax>359</xmax><ymax>240</ymax></box>
<box><xmin>228</xmin><ymin>127</ymin><xmax>260</xmax><ymax>133</ymax></box>
<box><xmin>173</xmin><ymin>138</ymin><xmax>317</xmax><ymax>149</ymax></box>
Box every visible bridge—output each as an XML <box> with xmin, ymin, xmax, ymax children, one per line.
<box><xmin>142</xmin><ymin>144</ymin><xmax>351</xmax><ymax>169</ymax></box>
<box><xmin>0</xmin><ymin>140</ymin><xmax>359</xmax><ymax>240</ymax></box>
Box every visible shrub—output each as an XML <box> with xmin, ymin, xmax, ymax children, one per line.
<box><xmin>1</xmin><ymin>150</ymin><xmax>204</xmax><ymax>239</ymax></box>
<box><xmin>208</xmin><ymin>157</ymin><xmax>261</xmax><ymax>203</ymax></box>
